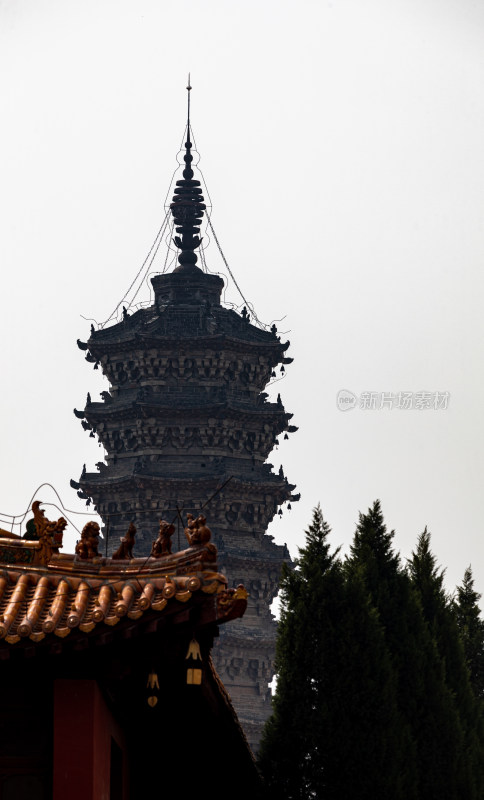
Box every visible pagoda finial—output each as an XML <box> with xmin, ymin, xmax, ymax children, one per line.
<box><xmin>170</xmin><ymin>77</ymin><xmax>205</xmax><ymax>271</ymax></box>
<box><xmin>187</xmin><ymin>73</ymin><xmax>192</xmax><ymax>125</ymax></box>
<box><xmin>183</xmin><ymin>74</ymin><xmax>193</xmax><ymax>181</ymax></box>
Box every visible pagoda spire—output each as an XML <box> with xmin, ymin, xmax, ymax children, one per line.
<box><xmin>170</xmin><ymin>77</ymin><xmax>206</xmax><ymax>272</ymax></box>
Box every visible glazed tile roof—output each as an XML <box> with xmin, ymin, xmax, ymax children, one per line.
<box><xmin>0</xmin><ymin>506</ymin><xmax>247</xmax><ymax>646</ymax></box>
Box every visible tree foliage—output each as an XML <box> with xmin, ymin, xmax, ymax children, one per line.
<box><xmin>454</xmin><ymin>566</ymin><xmax>484</xmax><ymax>700</ymax></box>
<box><xmin>259</xmin><ymin>505</ymin><xmax>404</xmax><ymax>799</ymax></box>
<box><xmin>259</xmin><ymin>502</ymin><xmax>484</xmax><ymax>800</ymax></box>
<box><xmin>407</xmin><ymin>529</ymin><xmax>484</xmax><ymax>797</ymax></box>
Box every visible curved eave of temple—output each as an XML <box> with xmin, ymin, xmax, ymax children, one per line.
<box><xmin>0</xmin><ymin>543</ymin><xmax>248</xmax><ymax>646</ymax></box>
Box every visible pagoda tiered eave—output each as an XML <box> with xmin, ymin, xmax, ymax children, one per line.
<box><xmin>78</xmin><ymin>471</ymin><xmax>296</xmax><ymax>497</ymax></box>
<box><xmin>86</xmin><ymin>329</ymin><xmax>290</xmax><ymax>354</ymax></box>
<box><xmin>83</xmin><ymin>399</ymin><xmax>294</xmax><ymax>424</ymax></box>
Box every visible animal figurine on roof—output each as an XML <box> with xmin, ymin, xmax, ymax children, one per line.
<box><xmin>112</xmin><ymin>522</ymin><xmax>136</xmax><ymax>560</ymax></box>
<box><xmin>184</xmin><ymin>513</ymin><xmax>212</xmax><ymax>546</ymax></box>
<box><xmin>150</xmin><ymin>519</ymin><xmax>175</xmax><ymax>558</ymax></box>
<box><xmin>30</xmin><ymin>501</ymin><xmax>67</xmax><ymax>546</ymax></box>
<box><xmin>20</xmin><ymin>501</ymin><xmax>68</xmax><ymax>563</ymax></box>
<box><xmin>75</xmin><ymin>521</ymin><xmax>101</xmax><ymax>559</ymax></box>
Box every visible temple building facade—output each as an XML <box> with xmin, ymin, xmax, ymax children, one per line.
<box><xmin>72</xmin><ymin>98</ymin><xmax>298</xmax><ymax>749</ymax></box>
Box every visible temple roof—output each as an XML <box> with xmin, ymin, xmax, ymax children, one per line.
<box><xmin>0</xmin><ymin>502</ymin><xmax>261</xmax><ymax>792</ymax></box>
<box><xmin>0</xmin><ymin>505</ymin><xmax>247</xmax><ymax>648</ymax></box>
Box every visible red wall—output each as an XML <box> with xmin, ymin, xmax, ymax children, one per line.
<box><xmin>53</xmin><ymin>680</ymin><xmax>127</xmax><ymax>800</ymax></box>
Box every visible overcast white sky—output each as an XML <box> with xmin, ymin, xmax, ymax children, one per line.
<box><xmin>1</xmin><ymin>0</ymin><xmax>483</xmax><ymax>598</ymax></box>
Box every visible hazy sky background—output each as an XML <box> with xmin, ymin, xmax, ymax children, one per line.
<box><xmin>1</xmin><ymin>0</ymin><xmax>483</xmax><ymax>598</ymax></box>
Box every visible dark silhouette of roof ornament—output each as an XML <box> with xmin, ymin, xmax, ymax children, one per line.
<box><xmin>170</xmin><ymin>77</ymin><xmax>206</xmax><ymax>273</ymax></box>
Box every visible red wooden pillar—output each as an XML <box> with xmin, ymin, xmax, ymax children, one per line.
<box><xmin>53</xmin><ymin>679</ymin><xmax>126</xmax><ymax>800</ymax></box>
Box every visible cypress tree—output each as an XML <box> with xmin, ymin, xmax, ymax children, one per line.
<box><xmin>347</xmin><ymin>502</ymin><xmax>465</xmax><ymax>799</ymax></box>
<box><xmin>454</xmin><ymin>566</ymin><xmax>484</xmax><ymax>701</ymax></box>
<box><xmin>259</xmin><ymin>505</ymin><xmax>403</xmax><ymax>799</ymax></box>
<box><xmin>407</xmin><ymin>527</ymin><xmax>446</xmax><ymax>624</ymax></box>
<box><xmin>260</xmin><ymin>503</ymin><xmax>484</xmax><ymax>798</ymax></box>
<box><xmin>408</xmin><ymin>530</ymin><xmax>484</xmax><ymax>798</ymax></box>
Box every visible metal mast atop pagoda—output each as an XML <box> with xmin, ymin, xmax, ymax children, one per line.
<box><xmin>73</xmin><ymin>82</ymin><xmax>298</xmax><ymax>750</ymax></box>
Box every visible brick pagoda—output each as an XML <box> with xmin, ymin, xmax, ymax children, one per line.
<box><xmin>72</xmin><ymin>95</ymin><xmax>298</xmax><ymax>749</ymax></box>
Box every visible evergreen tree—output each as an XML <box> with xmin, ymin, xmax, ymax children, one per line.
<box><xmin>347</xmin><ymin>502</ymin><xmax>466</xmax><ymax>799</ymax></box>
<box><xmin>454</xmin><ymin>566</ymin><xmax>484</xmax><ymax>701</ymax></box>
<box><xmin>260</xmin><ymin>502</ymin><xmax>484</xmax><ymax>799</ymax></box>
<box><xmin>408</xmin><ymin>530</ymin><xmax>484</xmax><ymax>798</ymax></box>
<box><xmin>407</xmin><ymin>527</ymin><xmax>446</xmax><ymax>624</ymax></box>
<box><xmin>259</xmin><ymin>505</ymin><xmax>404</xmax><ymax>799</ymax></box>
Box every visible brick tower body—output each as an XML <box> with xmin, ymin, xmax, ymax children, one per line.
<box><xmin>73</xmin><ymin>110</ymin><xmax>297</xmax><ymax>749</ymax></box>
